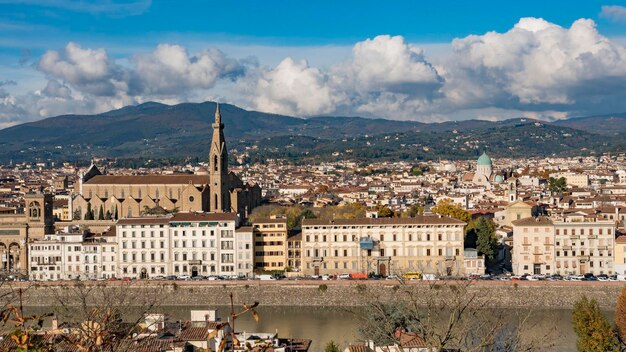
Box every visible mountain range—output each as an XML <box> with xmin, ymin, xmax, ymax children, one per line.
<box><xmin>0</xmin><ymin>101</ymin><xmax>624</xmax><ymax>165</ymax></box>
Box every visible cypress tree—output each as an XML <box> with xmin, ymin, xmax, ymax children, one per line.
<box><xmin>98</xmin><ymin>205</ymin><xmax>104</xmax><ymax>220</ymax></box>
<box><xmin>85</xmin><ymin>203</ymin><xmax>93</xmax><ymax>220</ymax></box>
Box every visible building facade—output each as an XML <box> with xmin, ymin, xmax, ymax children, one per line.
<box><xmin>72</xmin><ymin>104</ymin><xmax>261</xmax><ymax>220</ymax></box>
<box><xmin>28</xmin><ymin>226</ymin><xmax>117</xmax><ymax>281</ymax></box>
<box><xmin>511</xmin><ymin>217</ymin><xmax>555</xmax><ymax>276</ymax></box>
<box><xmin>554</xmin><ymin>216</ymin><xmax>615</xmax><ymax>276</ymax></box>
<box><xmin>301</xmin><ymin>216</ymin><xmax>466</xmax><ymax>277</ymax></box>
<box><xmin>512</xmin><ymin>215</ymin><xmax>616</xmax><ymax>276</ymax></box>
<box><xmin>252</xmin><ymin>219</ymin><xmax>288</xmax><ymax>272</ymax></box>
<box><xmin>0</xmin><ymin>193</ymin><xmax>54</xmax><ymax>274</ymax></box>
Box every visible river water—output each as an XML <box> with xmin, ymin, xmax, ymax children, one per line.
<box><xmin>26</xmin><ymin>305</ymin><xmax>613</xmax><ymax>351</ymax></box>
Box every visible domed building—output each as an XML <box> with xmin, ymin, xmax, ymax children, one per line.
<box><xmin>472</xmin><ymin>152</ymin><xmax>493</xmax><ymax>187</ymax></box>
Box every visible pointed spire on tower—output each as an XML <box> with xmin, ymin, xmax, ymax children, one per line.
<box><xmin>214</xmin><ymin>102</ymin><xmax>221</xmax><ymax>125</ymax></box>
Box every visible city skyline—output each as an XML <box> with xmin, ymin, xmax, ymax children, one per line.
<box><xmin>3</xmin><ymin>1</ymin><xmax>626</xmax><ymax>128</ymax></box>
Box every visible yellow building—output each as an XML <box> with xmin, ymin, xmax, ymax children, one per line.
<box><xmin>0</xmin><ymin>193</ymin><xmax>54</xmax><ymax>274</ymax></box>
<box><xmin>71</xmin><ymin>105</ymin><xmax>261</xmax><ymax>220</ymax></box>
<box><xmin>252</xmin><ymin>219</ymin><xmax>288</xmax><ymax>272</ymax></box>
<box><xmin>615</xmin><ymin>236</ymin><xmax>626</xmax><ymax>275</ymax></box>
<box><xmin>501</xmin><ymin>200</ymin><xmax>533</xmax><ymax>227</ymax></box>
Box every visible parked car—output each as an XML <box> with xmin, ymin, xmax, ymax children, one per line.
<box><xmin>338</xmin><ymin>273</ymin><xmax>351</xmax><ymax>280</ymax></box>
<box><xmin>165</xmin><ymin>275</ymin><xmax>177</xmax><ymax>281</ymax></box>
<box><xmin>596</xmin><ymin>274</ymin><xmax>609</xmax><ymax>281</ymax></box>
<box><xmin>257</xmin><ymin>275</ymin><xmax>276</xmax><ymax>281</ymax></box>
<box><xmin>178</xmin><ymin>275</ymin><xmax>191</xmax><ymax>280</ymax></box>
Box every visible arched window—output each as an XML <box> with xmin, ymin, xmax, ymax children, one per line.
<box><xmin>214</xmin><ymin>155</ymin><xmax>219</xmax><ymax>171</ymax></box>
<box><xmin>214</xmin><ymin>194</ymin><xmax>218</xmax><ymax>208</ymax></box>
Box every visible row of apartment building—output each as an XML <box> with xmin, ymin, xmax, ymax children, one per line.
<box><xmin>28</xmin><ymin>213</ymin><xmax>483</xmax><ymax>280</ymax></box>
<box><xmin>512</xmin><ymin>213</ymin><xmax>619</xmax><ymax>276</ymax></box>
<box><xmin>29</xmin><ymin>214</ymin><xmax>292</xmax><ymax>280</ymax></box>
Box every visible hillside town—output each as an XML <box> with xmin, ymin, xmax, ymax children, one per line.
<box><xmin>1</xmin><ymin>107</ymin><xmax>626</xmax><ymax>283</ymax></box>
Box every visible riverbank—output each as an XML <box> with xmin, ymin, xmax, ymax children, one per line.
<box><xmin>8</xmin><ymin>280</ymin><xmax>625</xmax><ymax>309</ymax></box>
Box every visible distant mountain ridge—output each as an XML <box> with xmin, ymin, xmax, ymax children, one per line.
<box><xmin>0</xmin><ymin>101</ymin><xmax>621</xmax><ymax>164</ymax></box>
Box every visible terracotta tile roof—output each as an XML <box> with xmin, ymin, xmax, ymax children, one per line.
<box><xmin>236</xmin><ymin>226</ymin><xmax>253</xmax><ymax>232</ymax></box>
<box><xmin>302</xmin><ymin>215</ymin><xmax>465</xmax><ymax>226</ymax></box>
<box><xmin>170</xmin><ymin>212</ymin><xmax>238</xmax><ymax>222</ymax></box>
<box><xmin>346</xmin><ymin>345</ymin><xmax>374</xmax><ymax>352</ymax></box>
<box><xmin>397</xmin><ymin>330</ymin><xmax>428</xmax><ymax>348</ymax></box>
<box><xmin>178</xmin><ymin>326</ymin><xmax>209</xmax><ymax>341</ymax></box>
<box><xmin>616</xmin><ymin>236</ymin><xmax>626</xmax><ymax>244</ymax></box>
<box><xmin>85</xmin><ymin>175</ymin><xmax>209</xmax><ymax>185</ymax></box>
<box><xmin>512</xmin><ymin>216</ymin><xmax>553</xmax><ymax>226</ymax></box>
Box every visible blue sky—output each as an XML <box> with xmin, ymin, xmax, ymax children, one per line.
<box><xmin>2</xmin><ymin>0</ymin><xmax>626</xmax><ymax>127</ymax></box>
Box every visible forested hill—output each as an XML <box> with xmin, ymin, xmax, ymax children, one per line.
<box><xmin>0</xmin><ymin>101</ymin><xmax>620</xmax><ymax>164</ymax></box>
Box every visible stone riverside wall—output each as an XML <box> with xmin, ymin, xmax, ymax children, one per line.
<box><xmin>6</xmin><ymin>281</ymin><xmax>625</xmax><ymax>310</ymax></box>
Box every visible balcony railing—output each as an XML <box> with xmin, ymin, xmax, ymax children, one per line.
<box><xmin>562</xmin><ymin>245</ymin><xmax>572</xmax><ymax>250</ymax></box>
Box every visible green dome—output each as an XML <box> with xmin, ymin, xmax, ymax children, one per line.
<box><xmin>477</xmin><ymin>152</ymin><xmax>492</xmax><ymax>166</ymax></box>
<box><xmin>494</xmin><ymin>175</ymin><xmax>504</xmax><ymax>183</ymax></box>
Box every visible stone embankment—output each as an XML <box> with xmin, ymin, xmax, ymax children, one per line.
<box><xmin>8</xmin><ymin>280</ymin><xmax>625</xmax><ymax>310</ymax></box>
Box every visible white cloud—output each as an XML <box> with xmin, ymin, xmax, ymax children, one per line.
<box><xmin>6</xmin><ymin>17</ymin><xmax>626</xmax><ymax>127</ymax></box>
<box><xmin>252</xmin><ymin>57</ymin><xmax>338</xmax><ymax>116</ymax></box>
<box><xmin>442</xmin><ymin>17</ymin><xmax>626</xmax><ymax>114</ymax></box>
<box><xmin>39</xmin><ymin>42</ymin><xmax>122</xmax><ymax>96</ymax></box>
<box><xmin>600</xmin><ymin>5</ymin><xmax>626</xmax><ymax>23</ymax></box>
<box><xmin>130</xmin><ymin>44</ymin><xmax>245</xmax><ymax>96</ymax></box>
<box><xmin>247</xmin><ymin>35</ymin><xmax>443</xmax><ymax>117</ymax></box>
<box><xmin>335</xmin><ymin>35</ymin><xmax>442</xmax><ymax>95</ymax></box>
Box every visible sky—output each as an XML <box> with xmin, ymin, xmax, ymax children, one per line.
<box><xmin>2</xmin><ymin>0</ymin><xmax>626</xmax><ymax>128</ymax></box>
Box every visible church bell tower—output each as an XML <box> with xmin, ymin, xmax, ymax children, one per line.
<box><xmin>209</xmin><ymin>104</ymin><xmax>229</xmax><ymax>212</ymax></box>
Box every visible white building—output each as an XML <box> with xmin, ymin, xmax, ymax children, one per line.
<box><xmin>116</xmin><ymin>212</ymin><xmax>251</xmax><ymax>279</ymax></box>
<box><xmin>169</xmin><ymin>212</ymin><xmax>248</xmax><ymax>278</ymax></box>
<box><xmin>117</xmin><ymin>217</ymin><xmax>171</xmax><ymax>279</ymax></box>
<box><xmin>28</xmin><ymin>225</ymin><xmax>117</xmax><ymax>280</ymax></box>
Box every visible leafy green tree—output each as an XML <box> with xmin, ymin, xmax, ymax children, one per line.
<box><xmin>548</xmin><ymin>177</ymin><xmax>567</xmax><ymax>194</ymax></box>
<box><xmin>324</xmin><ymin>340</ymin><xmax>341</xmax><ymax>352</ymax></box>
<box><xmin>105</xmin><ymin>210</ymin><xmax>112</xmax><ymax>220</ymax></box>
<box><xmin>376</xmin><ymin>205</ymin><xmax>394</xmax><ymax>218</ymax></box>
<box><xmin>406</xmin><ymin>204</ymin><xmax>424</xmax><ymax>217</ymax></box>
<box><xmin>410</xmin><ymin>166</ymin><xmax>423</xmax><ymax>176</ymax></box>
<box><xmin>466</xmin><ymin>217</ymin><xmax>498</xmax><ymax>260</ymax></box>
<box><xmin>431</xmin><ymin>198</ymin><xmax>471</xmax><ymax>223</ymax></box>
<box><xmin>572</xmin><ymin>296</ymin><xmax>619</xmax><ymax>352</ymax></box>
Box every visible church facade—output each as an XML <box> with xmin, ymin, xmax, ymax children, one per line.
<box><xmin>71</xmin><ymin>105</ymin><xmax>261</xmax><ymax>220</ymax></box>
